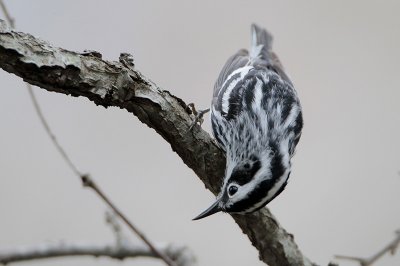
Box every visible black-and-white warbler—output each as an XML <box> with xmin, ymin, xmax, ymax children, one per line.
<box><xmin>193</xmin><ymin>24</ymin><xmax>303</xmax><ymax>220</ymax></box>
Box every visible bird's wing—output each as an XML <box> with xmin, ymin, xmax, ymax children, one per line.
<box><xmin>212</xmin><ymin>49</ymin><xmax>249</xmax><ymax>107</ymax></box>
<box><xmin>212</xmin><ymin>25</ymin><xmax>293</xmax><ymax>113</ymax></box>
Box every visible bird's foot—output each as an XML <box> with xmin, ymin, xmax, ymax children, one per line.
<box><xmin>187</xmin><ymin>103</ymin><xmax>210</xmax><ymax>131</ymax></box>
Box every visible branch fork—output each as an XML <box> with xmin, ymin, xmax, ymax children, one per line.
<box><xmin>0</xmin><ymin>19</ymin><xmax>313</xmax><ymax>266</ymax></box>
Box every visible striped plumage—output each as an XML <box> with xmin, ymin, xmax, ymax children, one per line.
<box><xmin>194</xmin><ymin>24</ymin><xmax>302</xmax><ymax>220</ymax></box>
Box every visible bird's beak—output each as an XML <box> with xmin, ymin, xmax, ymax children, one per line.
<box><xmin>192</xmin><ymin>199</ymin><xmax>222</xmax><ymax>220</ymax></box>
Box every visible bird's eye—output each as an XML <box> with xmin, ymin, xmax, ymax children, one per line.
<box><xmin>243</xmin><ymin>163</ymin><xmax>250</xmax><ymax>169</ymax></box>
<box><xmin>228</xmin><ymin>185</ymin><xmax>238</xmax><ymax>197</ymax></box>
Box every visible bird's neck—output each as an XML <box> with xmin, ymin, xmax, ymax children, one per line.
<box><xmin>226</xmin><ymin>138</ymin><xmax>291</xmax><ymax>176</ymax></box>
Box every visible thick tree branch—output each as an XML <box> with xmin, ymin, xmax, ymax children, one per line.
<box><xmin>0</xmin><ymin>20</ymin><xmax>314</xmax><ymax>266</ymax></box>
<box><xmin>0</xmin><ymin>242</ymin><xmax>196</xmax><ymax>265</ymax></box>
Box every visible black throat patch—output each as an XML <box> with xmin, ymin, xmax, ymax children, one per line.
<box><xmin>228</xmin><ymin>155</ymin><xmax>261</xmax><ymax>186</ymax></box>
<box><xmin>226</xmin><ymin>143</ymin><xmax>287</xmax><ymax>213</ymax></box>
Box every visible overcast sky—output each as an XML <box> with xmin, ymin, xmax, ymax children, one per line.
<box><xmin>1</xmin><ymin>1</ymin><xmax>399</xmax><ymax>266</ymax></box>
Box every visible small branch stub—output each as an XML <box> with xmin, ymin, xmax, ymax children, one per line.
<box><xmin>81</xmin><ymin>174</ymin><xmax>93</xmax><ymax>188</ymax></box>
<box><xmin>119</xmin><ymin>52</ymin><xmax>135</xmax><ymax>68</ymax></box>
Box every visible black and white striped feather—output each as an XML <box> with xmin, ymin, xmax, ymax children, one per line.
<box><xmin>210</xmin><ymin>24</ymin><xmax>303</xmax><ymax>213</ymax></box>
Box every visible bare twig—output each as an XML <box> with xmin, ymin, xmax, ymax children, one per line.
<box><xmin>80</xmin><ymin>174</ymin><xmax>176</xmax><ymax>266</ymax></box>
<box><xmin>335</xmin><ymin>229</ymin><xmax>400</xmax><ymax>266</ymax></box>
<box><xmin>0</xmin><ymin>2</ymin><xmax>177</xmax><ymax>266</ymax></box>
<box><xmin>0</xmin><ymin>0</ymin><xmax>13</xmax><ymax>28</ymax></box>
<box><xmin>27</xmin><ymin>87</ymin><xmax>83</xmax><ymax>176</ymax></box>
<box><xmin>0</xmin><ymin>242</ymin><xmax>196</xmax><ymax>266</ymax></box>
<box><xmin>105</xmin><ymin>210</ymin><xmax>125</xmax><ymax>247</ymax></box>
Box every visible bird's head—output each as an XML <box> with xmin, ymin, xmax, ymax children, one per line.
<box><xmin>193</xmin><ymin>147</ymin><xmax>290</xmax><ymax>220</ymax></box>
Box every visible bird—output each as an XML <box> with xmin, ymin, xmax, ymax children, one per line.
<box><xmin>193</xmin><ymin>24</ymin><xmax>303</xmax><ymax>220</ymax></box>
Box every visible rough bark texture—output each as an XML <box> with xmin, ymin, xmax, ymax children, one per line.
<box><xmin>0</xmin><ymin>20</ymin><xmax>314</xmax><ymax>266</ymax></box>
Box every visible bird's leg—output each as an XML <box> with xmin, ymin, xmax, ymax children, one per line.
<box><xmin>187</xmin><ymin>103</ymin><xmax>210</xmax><ymax>131</ymax></box>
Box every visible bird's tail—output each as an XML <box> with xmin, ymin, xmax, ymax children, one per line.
<box><xmin>250</xmin><ymin>24</ymin><xmax>273</xmax><ymax>62</ymax></box>
<box><xmin>250</xmin><ymin>24</ymin><xmax>292</xmax><ymax>85</ymax></box>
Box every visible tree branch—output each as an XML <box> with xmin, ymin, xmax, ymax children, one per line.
<box><xmin>0</xmin><ymin>242</ymin><xmax>196</xmax><ymax>265</ymax></box>
<box><xmin>0</xmin><ymin>20</ymin><xmax>314</xmax><ymax>266</ymax></box>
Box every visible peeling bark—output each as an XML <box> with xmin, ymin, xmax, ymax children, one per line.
<box><xmin>0</xmin><ymin>20</ymin><xmax>314</xmax><ymax>266</ymax></box>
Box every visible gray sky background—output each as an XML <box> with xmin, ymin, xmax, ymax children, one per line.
<box><xmin>1</xmin><ymin>1</ymin><xmax>399</xmax><ymax>265</ymax></box>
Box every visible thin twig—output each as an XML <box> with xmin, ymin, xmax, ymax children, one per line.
<box><xmin>81</xmin><ymin>174</ymin><xmax>176</xmax><ymax>266</ymax></box>
<box><xmin>335</xmin><ymin>229</ymin><xmax>400</xmax><ymax>266</ymax></box>
<box><xmin>0</xmin><ymin>242</ymin><xmax>196</xmax><ymax>266</ymax></box>
<box><xmin>0</xmin><ymin>0</ymin><xmax>13</xmax><ymax>28</ymax></box>
<box><xmin>27</xmin><ymin>87</ymin><xmax>83</xmax><ymax>176</ymax></box>
<box><xmin>0</xmin><ymin>2</ymin><xmax>176</xmax><ymax>266</ymax></box>
<box><xmin>105</xmin><ymin>210</ymin><xmax>125</xmax><ymax>247</ymax></box>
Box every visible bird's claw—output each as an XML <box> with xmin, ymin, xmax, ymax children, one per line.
<box><xmin>187</xmin><ymin>103</ymin><xmax>210</xmax><ymax>131</ymax></box>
